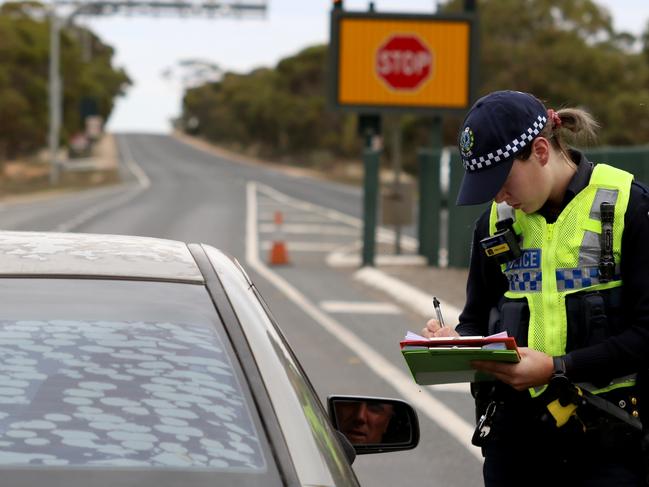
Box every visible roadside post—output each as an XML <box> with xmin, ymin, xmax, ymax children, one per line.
<box><xmin>48</xmin><ymin>8</ymin><xmax>62</xmax><ymax>185</ymax></box>
<box><xmin>359</xmin><ymin>114</ymin><xmax>381</xmax><ymax>266</ymax></box>
<box><xmin>417</xmin><ymin>149</ymin><xmax>440</xmax><ymax>265</ymax></box>
<box><xmin>417</xmin><ymin>115</ymin><xmax>443</xmax><ymax>265</ymax></box>
<box><xmin>328</xmin><ymin>2</ymin><xmax>477</xmax><ymax>267</ymax></box>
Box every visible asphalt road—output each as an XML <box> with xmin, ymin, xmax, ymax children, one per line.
<box><xmin>0</xmin><ymin>133</ymin><xmax>483</xmax><ymax>486</ymax></box>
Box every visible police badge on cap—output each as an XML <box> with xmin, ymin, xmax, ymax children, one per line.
<box><xmin>459</xmin><ymin>127</ymin><xmax>475</xmax><ymax>159</ymax></box>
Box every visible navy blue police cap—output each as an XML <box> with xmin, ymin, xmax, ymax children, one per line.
<box><xmin>456</xmin><ymin>90</ymin><xmax>548</xmax><ymax>206</ymax></box>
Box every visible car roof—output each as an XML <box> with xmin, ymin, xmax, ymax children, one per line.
<box><xmin>0</xmin><ymin>231</ymin><xmax>204</xmax><ymax>282</ymax></box>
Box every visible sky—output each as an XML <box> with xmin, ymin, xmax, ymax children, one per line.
<box><xmin>75</xmin><ymin>0</ymin><xmax>649</xmax><ymax>133</ymax></box>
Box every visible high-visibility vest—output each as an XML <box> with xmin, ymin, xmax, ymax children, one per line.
<box><xmin>488</xmin><ymin>163</ymin><xmax>634</xmax><ymax>396</ymax></box>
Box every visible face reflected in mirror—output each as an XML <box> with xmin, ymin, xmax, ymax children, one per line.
<box><xmin>335</xmin><ymin>400</ymin><xmax>395</xmax><ymax>445</ymax></box>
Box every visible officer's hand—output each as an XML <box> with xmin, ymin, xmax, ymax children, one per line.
<box><xmin>421</xmin><ymin>319</ymin><xmax>460</xmax><ymax>338</ymax></box>
<box><xmin>471</xmin><ymin>347</ymin><xmax>553</xmax><ymax>391</ymax></box>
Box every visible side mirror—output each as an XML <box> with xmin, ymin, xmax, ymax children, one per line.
<box><xmin>327</xmin><ymin>395</ymin><xmax>419</xmax><ymax>454</ymax></box>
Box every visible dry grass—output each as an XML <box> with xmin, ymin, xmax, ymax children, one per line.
<box><xmin>0</xmin><ymin>134</ymin><xmax>121</xmax><ymax>200</ymax></box>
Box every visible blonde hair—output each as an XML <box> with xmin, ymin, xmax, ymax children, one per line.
<box><xmin>545</xmin><ymin>108</ymin><xmax>599</xmax><ymax>150</ymax></box>
<box><xmin>519</xmin><ymin>106</ymin><xmax>600</xmax><ymax>161</ymax></box>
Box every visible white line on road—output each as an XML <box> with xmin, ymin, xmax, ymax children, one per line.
<box><xmin>122</xmin><ymin>141</ymin><xmax>152</xmax><ymax>189</ymax></box>
<box><xmin>257</xmin><ymin>184</ymin><xmax>361</xmax><ymax>226</ymax></box>
<box><xmin>319</xmin><ymin>300</ymin><xmax>402</xmax><ymax>315</ymax></box>
<box><xmin>327</xmin><ymin>251</ymin><xmax>427</xmax><ymax>267</ymax></box>
<box><xmin>354</xmin><ymin>267</ymin><xmax>463</xmax><ymax>324</ymax></box>
<box><xmin>259</xmin><ymin>213</ymin><xmax>333</xmax><ymax>223</ymax></box>
<box><xmin>52</xmin><ymin>137</ymin><xmax>151</xmax><ymax>233</ymax></box>
<box><xmin>261</xmin><ymin>241</ymin><xmax>345</xmax><ymax>252</ymax></box>
<box><xmin>256</xmin><ymin>183</ymin><xmax>419</xmax><ymax>251</ymax></box>
<box><xmin>259</xmin><ymin>223</ymin><xmax>359</xmax><ymax>236</ymax></box>
<box><xmin>246</xmin><ymin>181</ymin><xmax>481</xmax><ymax>462</ymax></box>
<box><xmin>429</xmin><ymin>383</ymin><xmax>472</xmax><ymax>393</ymax></box>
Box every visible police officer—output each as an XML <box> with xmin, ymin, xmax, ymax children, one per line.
<box><xmin>422</xmin><ymin>90</ymin><xmax>649</xmax><ymax>486</ymax></box>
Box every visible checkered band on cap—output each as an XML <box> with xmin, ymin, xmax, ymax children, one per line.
<box><xmin>462</xmin><ymin>115</ymin><xmax>548</xmax><ymax>172</ymax></box>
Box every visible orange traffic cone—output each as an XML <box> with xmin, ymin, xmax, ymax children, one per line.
<box><xmin>268</xmin><ymin>211</ymin><xmax>289</xmax><ymax>265</ymax></box>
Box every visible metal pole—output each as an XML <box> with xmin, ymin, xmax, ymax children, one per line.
<box><xmin>362</xmin><ymin>143</ymin><xmax>379</xmax><ymax>266</ymax></box>
<box><xmin>417</xmin><ymin>115</ymin><xmax>442</xmax><ymax>265</ymax></box>
<box><xmin>391</xmin><ymin>117</ymin><xmax>402</xmax><ymax>255</ymax></box>
<box><xmin>48</xmin><ymin>6</ymin><xmax>61</xmax><ymax>185</ymax></box>
<box><xmin>417</xmin><ymin>148</ymin><xmax>440</xmax><ymax>265</ymax></box>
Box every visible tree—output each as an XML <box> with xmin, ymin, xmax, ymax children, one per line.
<box><xmin>0</xmin><ymin>2</ymin><xmax>131</xmax><ymax>163</ymax></box>
<box><xmin>181</xmin><ymin>0</ymin><xmax>649</xmax><ymax>173</ymax></box>
<box><xmin>441</xmin><ymin>0</ymin><xmax>649</xmax><ymax>146</ymax></box>
<box><xmin>182</xmin><ymin>44</ymin><xmax>359</xmax><ymax>162</ymax></box>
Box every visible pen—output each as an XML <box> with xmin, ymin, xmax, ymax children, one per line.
<box><xmin>433</xmin><ymin>296</ymin><xmax>445</xmax><ymax>328</ymax></box>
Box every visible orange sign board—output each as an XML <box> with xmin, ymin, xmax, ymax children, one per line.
<box><xmin>333</xmin><ymin>15</ymin><xmax>473</xmax><ymax>111</ymax></box>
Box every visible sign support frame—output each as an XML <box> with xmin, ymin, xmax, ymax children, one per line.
<box><xmin>328</xmin><ymin>5</ymin><xmax>478</xmax><ymax>267</ymax></box>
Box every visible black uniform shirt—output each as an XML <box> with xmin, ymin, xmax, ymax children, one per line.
<box><xmin>455</xmin><ymin>150</ymin><xmax>649</xmax><ymax>382</ymax></box>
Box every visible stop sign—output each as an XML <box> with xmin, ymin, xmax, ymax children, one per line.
<box><xmin>375</xmin><ymin>35</ymin><xmax>433</xmax><ymax>90</ymax></box>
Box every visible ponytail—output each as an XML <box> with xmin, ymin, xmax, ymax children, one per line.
<box><xmin>543</xmin><ymin>107</ymin><xmax>600</xmax><ymax>155</ymax></box>
<box><xmin>513</xmin><ymin>102</ymin><xmax>599</xmax><ymax>162</ymax></box>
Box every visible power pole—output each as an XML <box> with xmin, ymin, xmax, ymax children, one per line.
<box><xmin>48</xmin><ymin>7</ymin><xmax>62</xmax><ymax>185</ymax></box>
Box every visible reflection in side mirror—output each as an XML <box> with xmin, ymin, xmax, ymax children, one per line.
<box><xmin>327</xmin><ymin>395</ymin><xmax>419</xmax><ymax>454</ymax></box>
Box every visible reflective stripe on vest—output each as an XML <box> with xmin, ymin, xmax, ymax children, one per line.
<box><xmin>530</xmin><ymin>373</ymin><xmax>638</xmax><ymax>399</ymax></box>
<box><xmin>555</xmin><ymin>265</ymin><xmax>621</xmax><ymax>291</ymax></box>
<box><xmin>489</xmin><ymin>164</ymin><xmax>635</xmax><ymax>396</ymax></box>
<box><xmin>579</xmin><ymin>373</ymin><xmax>638</xmax><ymax>395</ymax></box>
<box><xmin>497</xmin><ymin>183</ymin><xmax>624</xmax><ymax>295</ymax></box>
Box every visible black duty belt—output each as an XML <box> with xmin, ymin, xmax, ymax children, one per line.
<box><xmin>472</xmin><ymin>381</ymin><xmax>642</xmax><ymax>448</ymax></box>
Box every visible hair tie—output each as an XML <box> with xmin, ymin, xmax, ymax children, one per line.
<box><xmin>547</xmin><ymin>108</ymin><xmax>562</xmax><ymax>128</ymax></box>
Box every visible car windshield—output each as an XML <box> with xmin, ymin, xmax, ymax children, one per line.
<box><xmin>0</xmin><ymin>278</ymin><xmax>282</xmax><ymax>486</ymax></box>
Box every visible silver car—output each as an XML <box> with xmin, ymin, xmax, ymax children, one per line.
<box><xmin>0</xmin><ymin>231</ymin><xmax>418</xmax><ymax>486</ymax></box>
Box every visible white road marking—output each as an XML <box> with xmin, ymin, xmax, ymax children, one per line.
<box><xmin>52</xmin><ymin>138</ymin><xmax>151</xmax><ymax>232</ymax></box>
<box><xmin>256</xmin><ymin>183</ymin><xmax>419</xmax><ymax>251</ymax></box>
<box><xmin>261</xmin><ymin>241</ymin><xmax>344</xmax><ymax>252</ymax></box>
<box><xmin>319</xmin><ymin>301</ymin><xmax>402</xmax><ymax>315</ymax></box>
<box><xmin>259</xmin><ymin>213</ymin><xmax>333</xmax><ymax>223</ymax></box>
<box><xmin>327</xmin><ymin>252</ymin><xmax>427</xmax><ymax>267</ymax></box>
<box><xmin>246</xmin><ymin>181</ymin><xmax>481</xmax><ymax>462</ymax></box>
<box><xmin>430</xmin><ymin>383</ymin><xmax>472</xmax><ymax>393</ymax></box>
<box><xmin>354</xmin><ymin>267</ymin><xmax>463</xmax><ymax>324</ymax></box>
<box><xmin>259</xmin><ymin>223</ymin><xmax>359</xmax><ymax>236</ymax></box>
<box><xmin>122</xmin><ymin>141</ymin><xmax>152</xmax><ymax>189</ymax></box>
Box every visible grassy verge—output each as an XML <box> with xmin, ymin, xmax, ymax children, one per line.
<box><xmin>0</xmin><ymin>134</ymin><xmax>121</xmax><ymax>201</ymax></box>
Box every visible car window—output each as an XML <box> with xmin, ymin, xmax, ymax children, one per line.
<box><xmin>0</xmin><ymin>279</ymin><xmax>282</xmax><ymax>486</ymax></box>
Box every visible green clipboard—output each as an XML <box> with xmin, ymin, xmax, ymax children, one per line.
<box><xmin>401</xmin><ymin>347</ymin><xmax>520</xmax><ymax>385</ymax></box>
